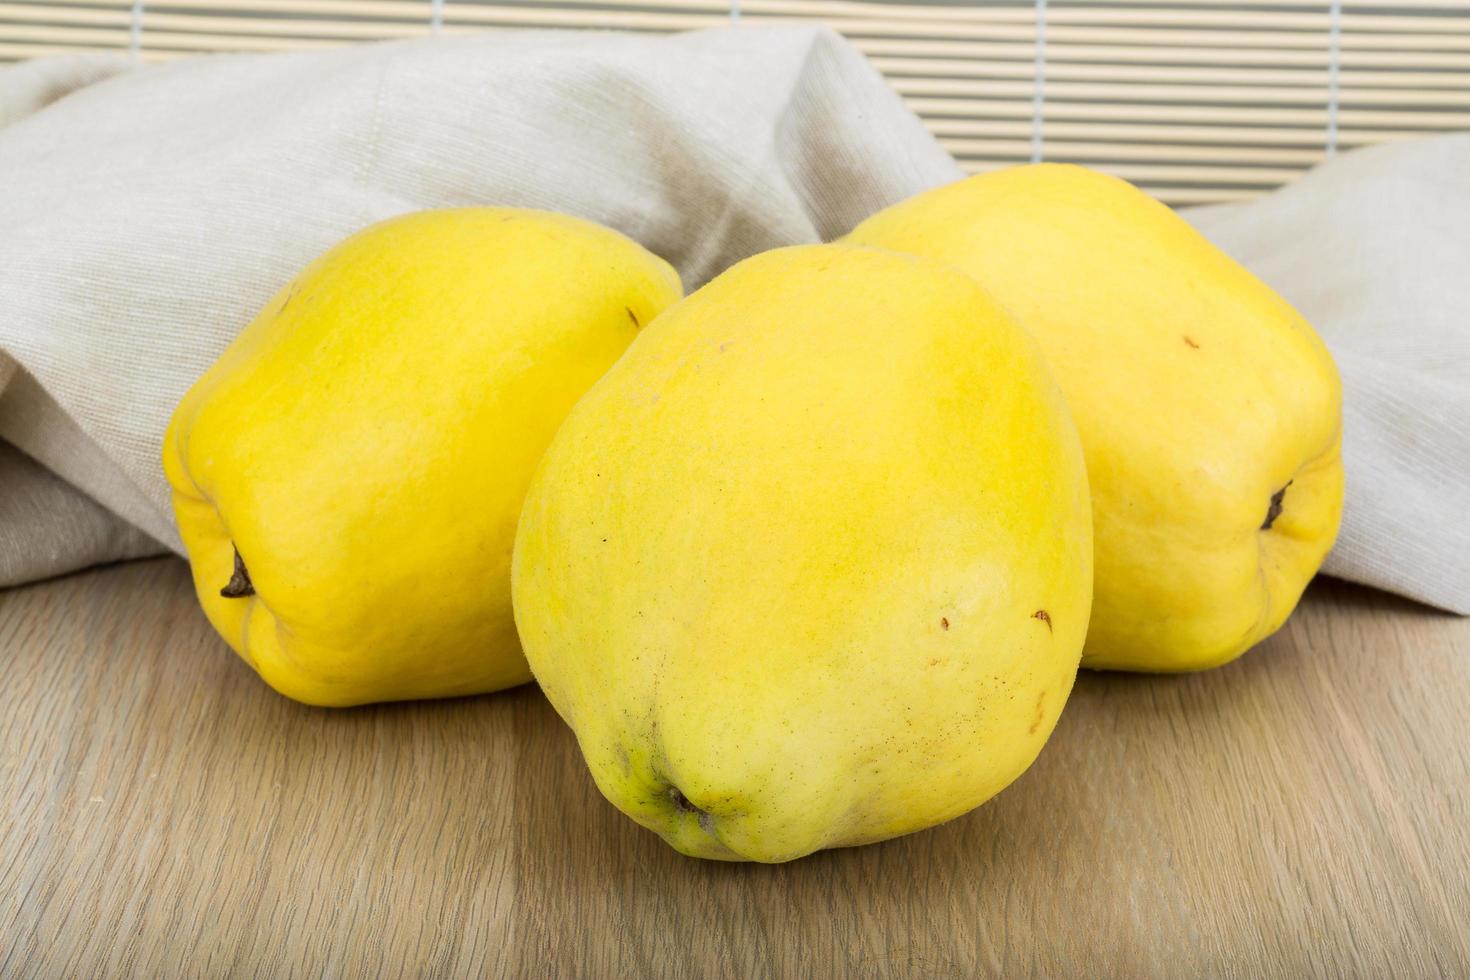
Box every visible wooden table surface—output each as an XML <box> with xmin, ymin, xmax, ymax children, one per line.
<box><xmin>1</xmin><ymin>558</ymin><xmax>1467</xmax><ymax>978</ymax></box>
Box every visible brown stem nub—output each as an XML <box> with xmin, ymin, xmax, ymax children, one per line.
<box><xmin>668</xmin><ymin>786</ymin><xmax>716</xmax><ymax>835</ymax></box>
<box><xmin>220</xmin><ymin>547</ymin><xmax>255</xmax><ymax>599</ymax></box>
<box><xmin>1261</xmin><ymin>481</ymin><xmax>1293</xmax><ymax>531</ymax></box>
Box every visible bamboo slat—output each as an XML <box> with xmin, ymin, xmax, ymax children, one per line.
<box><xmin>2</xmin><ymin>0</ymin><xmax>1467</xmax><ymax>205</ymax></box>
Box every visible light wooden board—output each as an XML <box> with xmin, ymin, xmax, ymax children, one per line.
<box><xmin>1</xmin><ymin>558</ymin><xmax>1467</xmax><ymax>977</ymax></box>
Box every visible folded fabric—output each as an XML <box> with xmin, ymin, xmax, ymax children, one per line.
<box><xmin>0</xmin><ymin>26</ymin><xmax>958</xmax><ymax>586</ymax></box>
<box><xmin>0</xmin><ymin>28</ymin><xmax>1465</xmax><ymax>615</ymax></box>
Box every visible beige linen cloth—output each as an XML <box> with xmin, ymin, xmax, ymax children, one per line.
<box><xmin>1</xmin><ymin>28</ymin><xmax>1466</xmax><ymax>615</ymax></box>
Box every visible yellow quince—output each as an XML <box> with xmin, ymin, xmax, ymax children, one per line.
<box><xmin>164</xmin><ymin>208</ymin><xmax>680</xmax><ymax>705</ymax></box>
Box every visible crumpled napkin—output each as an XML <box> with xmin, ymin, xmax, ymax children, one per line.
<box><xmin>0</xmin><ymin>27</ymin><xmax>1465</xmax><ymax>615</ymax></box>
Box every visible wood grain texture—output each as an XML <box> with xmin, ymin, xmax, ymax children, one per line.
<box><xmin>2</xmin><ymin>558</ymin><xmax>1467</xmax><ymax>977</ymax></box>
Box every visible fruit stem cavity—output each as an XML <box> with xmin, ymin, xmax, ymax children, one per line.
<box><xmin>669</xmin><ymin>786</ymin><xmax>716</xmax><ymax>835</ymax></box>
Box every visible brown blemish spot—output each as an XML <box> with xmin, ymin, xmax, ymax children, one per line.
<box><xmin>625</xmin><ymin>306</ymin><xmax>641</xmax><ymax>329</ymax></box>
<box><xmin>220</xmin><ymin>547</ymin><xmax>254</xmax><ymax>599</ymax></box>
<box><xmin>1183</xmin><ymin>335</ymin><xmax>1200</xmax><ymax>349</ymax></box>
<box><xmin>278</xmin><ymin>285</ymin><xmax>301</xmax><ymax>315</ymax></box>
<box><xmin>940</xmin><ymin>617</ymin><xmax>949</xmax><ymax>631</ymax></box>
<box><xmin>1262</xmin><ymin>480</ymin><xmax>1293</xmax><ymax>531</ymax></box>
<box><xmin>1028</xmin><ymin>691</ymin><xmax>1048</xmax><ymax>734</ymax></box>
<box><xmin>1033</xmin><ymin>609</ymin><xmax>1052</xmax><ymax>632</ymax></box>
<box><xmin>929</xmin><ymin>658</ymin><xmax>942</xmax><ymax>667</ymax></box>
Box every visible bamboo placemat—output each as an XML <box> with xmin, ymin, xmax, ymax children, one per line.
<box><xmin>4</xmin><ymin>0</ymin><xmax>1469</xmax><ymax>204</ymax></box>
